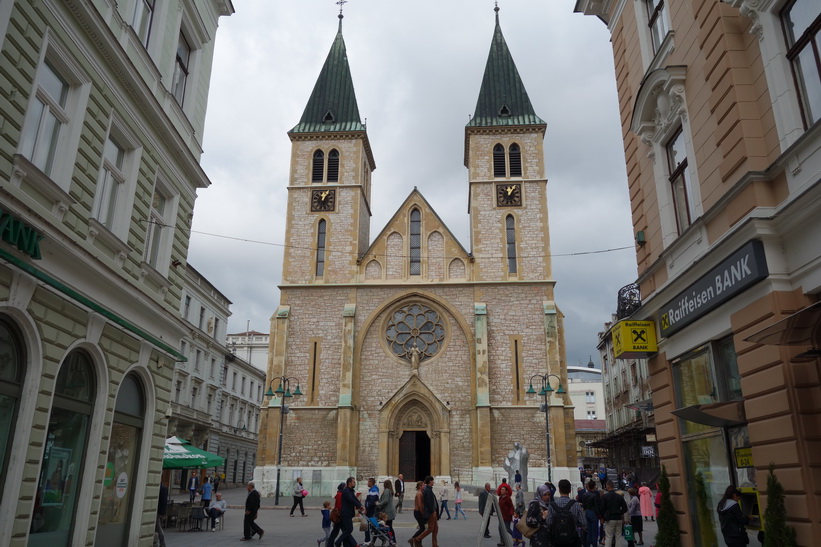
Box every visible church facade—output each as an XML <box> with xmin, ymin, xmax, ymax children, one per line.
<box><xmin>255</xmin><ymin>11</ymin><xmax>578</xmax><ymax>497</ymax></box>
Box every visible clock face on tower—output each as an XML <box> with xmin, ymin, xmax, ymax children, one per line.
<box><xmin>311</xmin><ymin>189</ymin><xmax>336</xmax><ymax>212</ymax></box>
<box><xmin>496</xmin><ymin>183</ymin><xmax>522</xmax><ymax>207</ymax></box>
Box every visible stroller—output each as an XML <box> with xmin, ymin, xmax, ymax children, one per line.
<box><xmin>365</xmin><ymin>516</ymin><xmax>396</xmax><ymax>547</ymax></box>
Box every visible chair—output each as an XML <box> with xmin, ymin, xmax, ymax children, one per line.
<box><xmin>177</xmin><ymin>506</ymin><xmax>191</xmax><ymax>532</ymax></box>
<box><xmin>189</xmin><ymin>506</ymin><xmax>206</xmax><ymax>532</ymax></box>
<box><xmin>166</xmin><ymin>503</ymin><xmax>179</xmax><ymax>528</ymax></box>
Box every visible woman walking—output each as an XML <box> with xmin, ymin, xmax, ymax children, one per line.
<box><xmin>453</xmin><ymin>482</ymin><xmax>467</xmax><ymax>520</ymax></box>
<box><xmin>524</xmin><ymin>484</ymin><xmax>553</xmax><ymax>547</ymax></box>
<box><xmin>438</xmin><ymin>480</ymin><xmax>451</xmax><ymax>520</ymax></box>
<box><xmin>291</xmin><ymin>476</ymin><xmax>307</xmax><ymax>517</ymax></box>
<box><xmin>410</xmin><ymin>481</ymin><xmax>426</xmax><ymax>544</ymax></box>
<box><xmin>638</xmin><ymin>482</ymin><xmax>654</xmax><ymax>522</ymax></box>
<box><xmin>376</xmin><ymin>479</ymin><xmax>397</xmax><ymax>542</ymax></box>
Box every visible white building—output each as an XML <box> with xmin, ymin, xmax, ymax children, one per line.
<box><xmin>227</xmin><ymin>329</ymin><xmax>269</xmax><ymax>372</ymax></box>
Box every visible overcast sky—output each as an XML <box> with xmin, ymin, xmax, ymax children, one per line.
<box><xmin>188</xmin><ymin>0</ymin><xmax>637</xmax><ymax>369</ymax></box>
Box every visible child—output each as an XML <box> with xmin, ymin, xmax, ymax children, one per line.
<box><xmin>317</xmin><ymin>500</ymin><xmax>331</xmax><ymax>546</ymax></box>
<box><xmin>511</xmin><ymin>509</ymin><xmax>525</xmax><ymax>545</ymax></box>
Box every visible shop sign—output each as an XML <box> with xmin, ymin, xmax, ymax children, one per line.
<box><xmin>658</xmin><ymin>240</ymin><xmax>768</xmax><ymax>338</ymax></box>
<box><xmin>0</xmin><ymin>207</ymin><xmax>44</xmax><ymax>259</ymax></box>
<box><xmin>641</xmin><ymin>445</ymin><xmax>656</xmax><ymax>458</ymax></box>
<box><xmin>613</xmin><ymin>320</ymin><xmax>658</xmax><ymax>359</ymax></box>
<box><xmin>735</xmin><ymin>447</ymin><xmax>754</xmax><ymax>468</ymax></box>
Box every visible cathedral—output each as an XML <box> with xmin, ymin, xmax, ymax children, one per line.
<box><xmin>255</xmin><ymin>8</ymin><xmax>578</xmax><ymax>497</ymax></box>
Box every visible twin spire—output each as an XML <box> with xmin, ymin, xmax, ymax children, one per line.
<box><xmin>291</xmin><ymin>4</ymin><xmax>543</xmax><ymax>134</ymax></box>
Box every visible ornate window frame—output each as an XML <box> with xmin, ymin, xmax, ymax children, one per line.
<box><xmin>381</xmin><ymin>301</ymin><xmax>449</xmax><ymax>366</ymax></box>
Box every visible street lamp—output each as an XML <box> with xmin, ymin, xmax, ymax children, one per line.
<box><xmin>265</xmin><ymin>376</ymin><xmax>303</xmax><ymax>505</ymax></box>
<box><xmin>526</xmin><ymin>373</ymin><xmax>565</xmax><ymax>483</ymax></box>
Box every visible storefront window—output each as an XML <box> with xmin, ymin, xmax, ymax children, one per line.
<box><xmin>683</xmin><ymin>432</ymin><xmax>732</xmax><ymax>546</ymax></box>
<box><xmin>95</xmin><ymin>375</ymin><xmax>144</xmax><ymax>546</ymax></box>
<box><xmin>0</xmin><ymin>317</ymin><xmax>25</xmax><ymax>497</ymax></box>
<box><xmin>29</xmin><ymin>351</ymin><xmax>95</xmax><ymax>547</ymax></box>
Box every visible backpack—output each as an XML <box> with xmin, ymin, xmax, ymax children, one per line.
<box><xmin>549</xmin><ymin>500</ymin><xmax>579</xmax><ymax>546</ymax></box>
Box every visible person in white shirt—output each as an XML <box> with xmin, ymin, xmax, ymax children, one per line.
<box><xmin>206</xmin><ymin>492</ymin><xmax>227</xmax><ymax>531</ymax></box>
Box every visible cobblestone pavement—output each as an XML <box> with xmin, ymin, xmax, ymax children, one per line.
<box><xmin>162</xmin><ymin>487</ymin><xmax>658</xmax><ymax>547</ymax></box>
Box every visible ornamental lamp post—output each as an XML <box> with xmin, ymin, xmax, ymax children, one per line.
<box><xmin>526</xmin><ymin>373</ymin><xmax>565</xmax><ymax>484</ymax></box>
<box><xmin>264</xmin><ymin>376</ymin><xmax>303</xmax><ymax>505</ymax></box>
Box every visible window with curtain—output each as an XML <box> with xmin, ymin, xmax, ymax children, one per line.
<box><xmin>327</xmin><ymin>149</ymin><xmax>339</xmax><ymax>182</ymax></box>
<box><xmin>506</xmin><ymin>214</ymin><xmax>517</xmax><ymax>274</ymax></box>
<box><xmin>312</xmin><ymin>150</ymin><xmax>324</xmax><ymax>183</ymax></box>
<box><xmin>508</xmin><ymin>143</ymin><xmax>522</xmax><ymax>177</ymax></box>
<box><xmin>29</xmin><ymin>350</ymin><xmax>95</xmax><ymax>547</ymax></box>
<box><xmin>781</xmin><ymin>0</ymin><xmax>821</xmax><ymax>128</ymax></box>
<box><xmin>315</xmin><ymin>219</ymin><xmax>326</xmax><ymax>276</ymax></box>
<box><xmin>0</xmin><ymin>316</ymin><xmax>25</xmax><ymax>499</ymax></box>
<box><xmin>493</xmin><ymin>144</ymin><xmax>506</xmax><ymax>178</ymax></box>
<box><xmin>95</xmin><ymin>374</ymin><xmax>145</xmax><ymax>546</ymax></box>
<box><xmin>409</xmin><ymin>209</ymin><xmax>421</xmax><ymax>275</ymax></box>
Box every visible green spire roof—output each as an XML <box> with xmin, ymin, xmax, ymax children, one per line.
<box><xmin>467</xmin><ymin>10</ymin><xmax>545</xmax><ymax>128</ymax></box>
<box><xmin>290</xmin><ymin>21</ymin><xmax>365</xmax><ymax>134</ymax></box>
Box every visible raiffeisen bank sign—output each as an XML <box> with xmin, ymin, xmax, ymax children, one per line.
<box><xmin>658</xmin><ymin>240</ymin><xmax>769</xmax><ymax>338</ymax></box>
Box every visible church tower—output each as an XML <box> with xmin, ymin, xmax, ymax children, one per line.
<box><xmin>466</xmin><ymin>6</ymin><xmax>551</xmax><ymax>283</ymax></box>
<box><xmin>282</xmin><ymin>13</ymin><xmax>375</xmax><ymax>285</ymax></box>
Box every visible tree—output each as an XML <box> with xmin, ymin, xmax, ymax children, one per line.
<box><xmin>655</xmin><ymin>464</ymin><xmax>681</xmax><ymax>547</ymax></box>
<box><xmin>763</xmin><ymin>463</ymin><xmax>797</xmax><ymax>547</ymax></box>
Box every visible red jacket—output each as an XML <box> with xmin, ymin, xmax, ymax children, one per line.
<box><xmin>499</xmin><ymin>493</ymin><xmax>514</xmax><ymax>522</ymax></box>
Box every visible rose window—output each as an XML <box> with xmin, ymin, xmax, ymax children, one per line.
<box><xmin>385</xmin><ymin>304</ymin><xmax>445</xmax><ymax>362</ymax></box>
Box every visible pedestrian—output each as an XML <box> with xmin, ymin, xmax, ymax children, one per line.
<box><xmin>413</xmin><ymin>475</ymin><xmax>439</xmax><ymax>546</ymax></box>
<box><xmin>325</xmin><ymin>483</ymin><xmax>347</xmax><ymax>547</ymax></box>
<box><xmin>499</xmin><ymin>481</ymin><xmax>515</xmax><ymax>543</ymax></box>
<box><xmin>376</xmin><ymin>479</ymin><xmax>396</xmax><ymax>541</ymax></box>
<box><xmin>627</xmin><ymin>488</ymin><xmax>643</xmax><ymax>546</ymax></box>
<box><xmin>717</xmin><ymin>485</ymin><xmax>749</xmax><ymax>547</ymax></box>
<box><xmin>638</xmin><ymin>482</ymin><xmax>654</xmax><ymax>522</ymax></box>
<box><xmin>395</xmin><ymin>473</ymin><xmax>405</xmax><ymax>514</ymax></box>
<box><xmin>515</xmin><ymin>470</ymin><xmax>522</xmax><ymax>489</ymax></box>
<box><xmin>598</xmin><ymin>468</ymin><xmax>608</xmax><ymax>490</ymax></box>
<box><xmin>453</xmin><ymin>481</ymin><xmax>467</xmax><ymax>520</ymax></box>
<box><xmin>200</xmin><ymin>476</ymin><xmax>212</xmax><ymax>508</ymax></box>
<box><xmin>335</xmin><ymin>476</ymin><xmax>363</xmax><ymax>547</ymax></box>
<box><xmin>411</xmin><ymin>481</ymin><xmax>426</xmax><ymax>543</ymax></box>
<box><xmin>241</xmin><ymin>481</ymin><xmax>264</xmax><ymax>541</ymax></box>
<box><xmin>155</xmin><ymin>483</ymin><xmax>167</xmax><ymax>547</ymax></box>
<box><xmin>438</xmin><ymin>480</ymin><xmax>451</xmax><ymax>520</ymax></box>
<box><xmin>213</xmin><ymin>473</ymin><xmax>220</xmax><ymax>493</ymax></box>
<box><xmin>654</xmin><ymin>483</ymin><xmax>661</xmax><ymax>519</ymax></box>
<box><xmin>291</xmin><ymin>476</ymin><xmax>307</xmax><ymax>517</ymax></box>
<box><xmin>511</xmin><ymin>509</ymin><xmax>525</xmax><ymax>545</ymax></box>
<box><xmin>207</xmin><ymin>492</ymin><xmax>227</xmax><ymax>531</ymax></box>
<box><xmin>544</xmin><ymin>479</ymin><xmax>586</xmax><ymax>547</ymax></box>
<box><xmin>478</xmin><ymin>483</ymin><xmax>495</xmax><ymax>540</ymax></box>
<box><xmin>600</xmin><ymin>480</ymin><xmax>628</xmax><ymax>547</ymax></box>
<box><xmin>515</xmin><ymin>483</ymin><xmax>526</xmax><ymax>515</ymax></box>
<box><xmin>580</xmin><ymin>480</ymin><xmax>601</xmax><ymax>547</ymax></box>
<box><xmin>524</xmin><ymin>483</ymin><xmax>552</xmax><ymax>547</ymax></box>
<box><xmin>187</xmin><ymin>473</ymin><xmax>199</xmax><ymax>504</ymax></box>
<box><xmin>364</xmin><ymin>477</ymin><xmax>379</xmax><ymax>543</ymax></box>
<box><xmin>317</xmin><ymin>500</ymin><xmax>332</xmax><ymax>546</ymax></box>
<box><xmin>497</xmin><ymin>478</ymin><xmax>510</xmax><ymax>496</ymax></box>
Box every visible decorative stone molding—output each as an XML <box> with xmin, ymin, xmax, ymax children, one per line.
<box><xmin>724</xmin><ymin>0</ymin><xmax>777</xmax><ymax>41</ymax></box>
<box><xmin>631</xmin><ymin>66</ymin><xmax>689</xmax><ymax>149</ymax></box>
<box><xmin>12</xmin><ymin>155</ymin><xmax>76</xmax><ymax>222</ymax></box>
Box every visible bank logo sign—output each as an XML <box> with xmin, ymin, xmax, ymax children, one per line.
<box><xmin>658</xmin><ymin>240</ymin><xmax>768</xmax><ymax>338</ymax></box>
<box><xmin>613</xmin><ymin>320</ymin><xmax>658</xmax><ymax>359</ymax></box>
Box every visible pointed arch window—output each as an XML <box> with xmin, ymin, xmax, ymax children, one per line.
<box><xmin>327</xmin><ymin>149</ymin><xmax>339</xmax><ymax>182</ymax></box>
<box><xmin>315</xmin><ymin>219</ymin><xmax>327</xmax><ymax>277</ymax></box>
<box><xmin>493</xmin><ymin>144</ymin><xmax>506</xmax><ymax>178</ymax></box>
<box><xmin>509</xmin><ymin>143</ymin><xmax>522</xmax><ymax>177</ymax></box>
<box><xmin>312</xmin><ymin>150</ymin><xmax>324</xmax><ymax>183</ymax></box>
<box><xmin>506</xmin><ymin>214</ymin><xmax>517</xmax><ymax>274</ymax></box>
<box><xmin>409</xmin><ymin>209</ymin><xmax>421</xmax><ymax>275</ymax></box>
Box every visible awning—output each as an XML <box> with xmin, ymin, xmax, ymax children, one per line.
<box><xmin>744</xmin><ymin>301</ymin><xmax>821</xmax><ymax>360</ymax></box>
<box><xmin>625</xmin><ymin>398</ymin><xmax>654</xmax><ymax>413</ymax></box>
<box><xmin>162</xmin><ymin>437</ymin><xmax>224</xmax><ymax>469</ymax></box>
<box><xmin>670</xmin><ymin>400</ymin><xmax>746</xmax><ymax>428</ymax></box>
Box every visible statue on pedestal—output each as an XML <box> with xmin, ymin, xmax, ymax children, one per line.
<box><xmin>503</xmin><ymin>442</ymin><xmax>529</xmax><ymax>490</ymax></box>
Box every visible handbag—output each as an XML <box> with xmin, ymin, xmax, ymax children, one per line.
<box><xmin>329</xmin><ymin>507</ymin><xmax>340</xmax><ymax>524</ymax></box>
<box><xmin>624</xmin><ymin>523</ymin><xmax>634</xmax><ymax>541</ymax></box>
<box><xmin>359</xmin><ymin>517</ymin><xmax>368</xmax><ymax>531</ymax></box>
<box><xmin>515</xmin><ymin>517</ymin><xmax>539</xmax><ymax>539</ymax></box>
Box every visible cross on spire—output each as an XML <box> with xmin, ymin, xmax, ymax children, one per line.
<box><xmin>336</xmin><ymin>0</ymin><xmax>347</xmax><ymax>29</ymax></box>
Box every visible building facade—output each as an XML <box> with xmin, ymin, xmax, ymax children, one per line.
<box><xmin>565</xmin><ymin>364</ymin><xmax>608</xmax><ymax>468</ymax></box>
<box><xmin>575</xmin><ymin>0</ymin><xmax>820</xmax><ymax>544</ymax></box>
<box><xmin>168</xmin><ymin>265</ymin><xmax>264</xmax><ymax>491</ymax></box>
<box><xmin>227</xmin><ymin>329</ymin><xmax>270</xmax><ymax>372</ymax></box>
<box><xmin>0</xmin><ymin>1</ymin><xmax>232</xmax><ymax>545</ymax></box>
<box><xmin>255</xmin><ymin>10</ymin><xmax>578</xmax><ymax>498</ymax></box>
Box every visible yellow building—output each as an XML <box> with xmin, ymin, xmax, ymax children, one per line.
<box><xmin>254</xmin><ymin>9</ymin><xmax>578</xmax><ymax>497</ymax></box>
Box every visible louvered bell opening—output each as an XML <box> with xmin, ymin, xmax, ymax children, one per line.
<box><xmin>410</xmin><ymin>209</ymin><xmax>421</xmax><ymax>275</ymax></box>
<box><xmin>509</xmin><ymin>143</ymin><xmax>522</xmax><ymax>177</ymax></box>
<box><xmin>312</xmin><ymin>150</ymin><xmax>325</xmax><ymax>183</ymax></box>
<box><xmin>493</xmin><ymin>144</ymin><xmax>506</xmax><ymax>178</ymax></box>
<box><xmin>327</xmin><ymin>149</ymin><xmax>339</xmax><ymax>182</ymax></box>
<box><xmin>506</xmin><ymin>214</ymin><xmax>517</xmax><ymax>274</ymax></box>
<box><xmin>323</xmin><ymin>109</ymin><xmax>335</xmax><ymax>124</ymax></box>
<box><xmin>499</xmin><ymin>104</ymin><xmax>511</xmax><ymax>117</ymax></box>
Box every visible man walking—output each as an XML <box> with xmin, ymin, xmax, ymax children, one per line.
<box><xmin>478</xmin><ymin>483</ymin><xmax>495</xmax><ymax>539</ymax></box>
<box><xmin>601</xmin><ymin>480</ymin><xmax>628</xmax><ymax>546</ymax></box>
<box><xmin>395</xmin><ymin>473</ymin><xmax>405</xmax><ymax>513</ymax></box>
<box><xmin>413</xmin><ymin>475</ymin><xmax>439</xmax><ymax>546</ymax></box>
<box><xmin>241</xmin><ymin>481</ymin><xmax>264</xmax><ymax>541</ymax></box>
<box><xmin>336</xmin><ymin>476</ymin><xmax>362</xmax><ymax>547</ymax></box>
<box><xmin>187</xmin><ymin>473</ymin><xmax>199</xmax><ymax>504</ymax></box>
<box><xmin>545</xmin><ymin>479</ymin><xmax>586</xmax><ymax>547</ymax></box>
<box><xmin>581</xmin><ymin>480</ymin><xmax>602</xmax><ymax>547</ymax></box>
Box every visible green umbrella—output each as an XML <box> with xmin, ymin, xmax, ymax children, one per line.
<box><xmin>163</xmin><ymin>437</ymin><xmax>224</xmax><ymax>469</ymax></box>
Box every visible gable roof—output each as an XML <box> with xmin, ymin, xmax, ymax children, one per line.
<box><xmin>467</xmin><ymin>9</ymin><xmax>546</xmax><ymax>128</ymax></box>
<box><xmin>290</xmin><ymin>22</ymin><xmax>365</xmax><ymax>134</ymax></box>
<box><xmin>361</xmin><ymin>189</ymin><xmax>470</xmax><ymax>261</ymax></box>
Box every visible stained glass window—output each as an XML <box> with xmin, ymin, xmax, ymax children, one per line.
<box><xmin>385</xmin><ymin>304</ymin><xmax>445</xmax><ymax>361</ymax></box>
